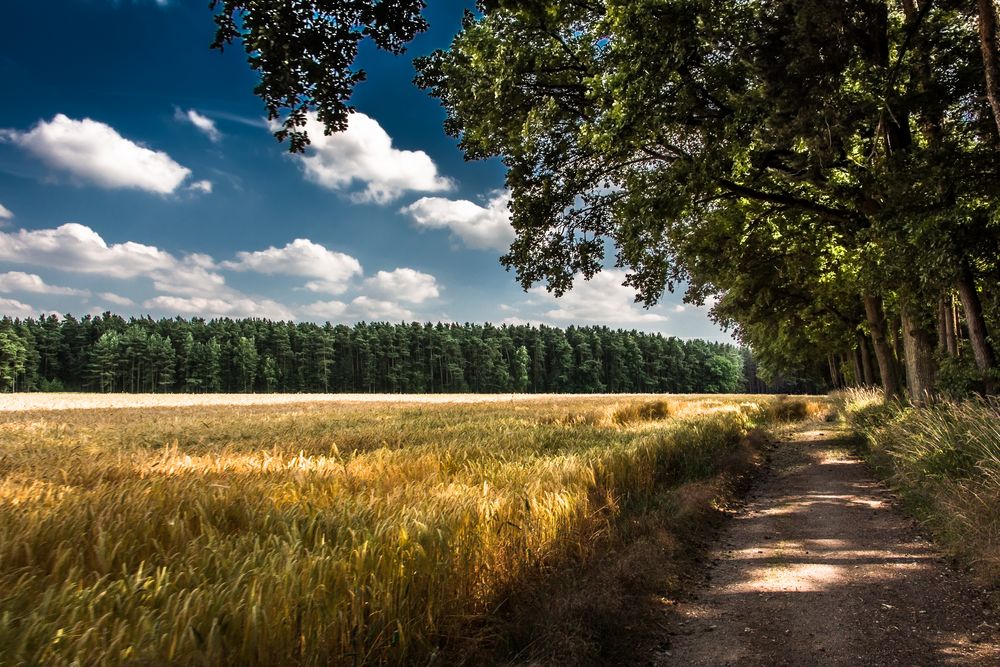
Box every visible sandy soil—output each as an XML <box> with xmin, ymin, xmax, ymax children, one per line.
<box><xmin>656</xmin><ymin>426</ymin><xmax>1000</xmax><ymax>666</ymax></box>
<box><xmin>0</xmin><ymin>392</ymin><xmax>590</xmax><ymax>412</ymax></box>
<box><xmin>0</xmin><ymin>392</ymin><xmax>777</xmax><ymax>412</ymax></box>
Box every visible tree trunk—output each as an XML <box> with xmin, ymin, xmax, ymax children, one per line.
<box><xmin>859</xmin><ymin>333</ymin><xmax>875</xmax><ymax>386</ymax></box>
<box><xmin>900</xmin><ymin>304</ymin><xmax>937</xmax><ymax>404</ymax></box>
<box><xmin>852</xmin><ymin>348</ymin><xmax>864</xmax><ymax>387</ymax></box>
<box><xmin>890</xmin><ymin>315</ymin><xmax>907</xmax><ymax>385</ymax></box>
<box><xmin>864</xmin><ymin>294</ymin><xmax>902</xmax><ymax>398</ymax></box>
<box><xmin>956</xmin><ymin>260</ymin><xmax>997</xmax><ymax>393</ymax></box>
<box><xmin>937</xmin><ymin>294</ymin><xmax>949</xmax><ymax>352</ymax></box>
<box><xmin>978</xmin><ymin>0</ymin><xmax>1000</xmax><ymax>138</ymax></box>
<box><xmin>945</xmin><ymin>294</ymin><xmax>959</xmax><ymax>357</ymax></box>
<box><xmin>828</xmin><ymin>353</ymin><xmax>841</xmax><ymax>389</ymax></box>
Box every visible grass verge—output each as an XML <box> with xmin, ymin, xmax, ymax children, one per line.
<box><xmin>841</xmin><ymin>388</ymin><xmax>1000</xmax><ymax>584</ymax></box>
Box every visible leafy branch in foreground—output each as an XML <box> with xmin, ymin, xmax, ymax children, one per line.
<box><xmin>210</xmin><ymin>0</ymin><xmax>427</xmax><ymax>151</ymax></box>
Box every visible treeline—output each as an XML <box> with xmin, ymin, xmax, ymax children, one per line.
<box><xmin>0</xmin><ymin>313</ymin><xmax>768</xmax><ymax>395</ymax></box>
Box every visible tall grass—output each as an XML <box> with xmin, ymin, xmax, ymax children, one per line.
<box><xmin>842</xmin><ymin>388</ymin><xmax>1000</xmax><ymax>582</ymax></box>
<box><xmin>0</xmin><ymin>395</ymin><xmax>804</xmax><ymax>665</ymax></box>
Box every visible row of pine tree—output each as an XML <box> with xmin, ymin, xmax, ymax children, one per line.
<box><xmin>0</xmin><ymin>313</ymin><xmax>792</xmax><ymax>395</ymax></box>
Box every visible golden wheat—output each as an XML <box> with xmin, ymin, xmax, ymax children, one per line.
<box><xmin>0</xmin><ymin>394</ymin><xmax>808</xmax><ymax>665</ymax></box>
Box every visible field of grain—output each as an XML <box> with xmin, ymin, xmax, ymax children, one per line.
<box><xmin>0</xmin><ymin>394</ymin><xmax>822</xmax><ymax>665</ymax></box>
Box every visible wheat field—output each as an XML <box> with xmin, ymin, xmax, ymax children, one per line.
<box><xmin>0</xmin><ymin>394</ymin><xmax>819</xmax><ymax>665</ymax></box>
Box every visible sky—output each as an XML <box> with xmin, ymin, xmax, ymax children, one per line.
<box><xmin>0</xmin><ymin>0</ymin><xmax>729</xmax><ymax>341</ymax></box>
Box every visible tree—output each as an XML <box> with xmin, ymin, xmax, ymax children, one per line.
<box><xmin>0</xmin><ymin>331</ymin><xmax>27</xmax><ymax>392</ymax></box>
<box><xmin>210</xmin><ymin>0</ymin><xmax>428</xmax><ymax>151</ymax></box>
<box><xmin>512</xmin><ymin>345</ymin><xmax>530</xmax><ymax>392</ymax></box>
<box><xmin>978</xmin><ymin>0</ymin><xmax>1000</xmax><ymax>136</ymax></box>
<box><xmin>234</xmin><ymin>336</ymin><xmax>259</xmax><ymax>393</ymax></box>
<box><xmin>88</xmin><ymin>331</ymin><xmax>120</xmax><ymax>393</ymax></box>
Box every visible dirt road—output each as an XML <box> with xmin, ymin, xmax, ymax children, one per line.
<box><xmin>658</xmin><ymin>426</ymin><xmax>999</xmax><ymax>666</ymax></box>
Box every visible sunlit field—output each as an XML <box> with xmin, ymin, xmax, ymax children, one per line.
<box><xmin>0</xmin><ymin>394</ymin><xmax>823</xmax><ymax>665</ymax></box>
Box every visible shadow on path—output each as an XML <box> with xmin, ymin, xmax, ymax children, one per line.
<box><xmin>658</xmin><ymin>427</ymin><xmax>999</xmax><ymax>666</ymax></box>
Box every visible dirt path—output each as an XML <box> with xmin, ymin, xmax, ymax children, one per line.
<box><xmin>657</xmin><ymin>425</ymin><xmax>999</xmax><ymax>666</ymax></box>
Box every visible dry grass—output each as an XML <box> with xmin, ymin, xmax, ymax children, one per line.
<box><xmin>842</xmin><ymin>388</ymin><xmax>1000</xmax><ymax>583</ymax></box>
<box><xmin>0</xmin><ymin>394</ymin><xmax>812</xmax><ymax>665</ymax></box>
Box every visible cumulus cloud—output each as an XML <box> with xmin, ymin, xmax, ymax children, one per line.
<box><xmin>2</xmin><ymin>114</ymin><xmax>193</xmax><ymax>194</ymax></box>
<box><xmin>300</xmin><ymin>300</ymin><xmax>349</xmax><ymax>320</ymax></box>
<box><xmin>0</xmin><ymin>223</ymin><xmax>177</xmax><ymax>277</ymax></box>
<box><xmin>143</xmin><ymin>295</ymin><xmax>295</xmax><ymax>320</ymax></box>
<box><xmin>290</xmin><ymin>112</ymin><xmax>453</xmax><ymax>204</ymax></box>
<box><xmin>0</xmin><ymin>297</ymin><xmax>35</xmax><ymax>319</ymax></box>
<box><xmin>364</xmin><ymin>268</ymin><xmax>439</xmax><ymax>304</ymax></box>
<box><xmin>0</xmin><ymin>271</ymin><xmax>89</xmax><ymax>296</ymax></box>
<box><xmin>176</xmin><ymin>108</ymin><xmax>221</xmax><ymax>142</ymax></box>
<box><xmin>188</xmin><ymin>180</ymin><xmax>213</xmax><ymax>194</ymax></box>
<box><xmin>531</xmin><ymin>270</ymin><xmax>668</xmax><ymax>324</ymax></box>
<box><xmin>100</xmin><ymin>292</ymin><xmax>135</xmax><ymax>307</ymax></box>
<box><xmin>0</xmin><ymin>223</ymin><xmax>230</xmax><ymax>302</ymax></box>
<box><xmin>223</xmin><ymin>239</ymin><xmax>363</xmax><ymax>294</ymax></box>
<box><xmin>350</xmin><ymin>296</ymin><xmax>414</xmax><ymax>322</ymax></box>
<box><xmin>401</xmin><ymin>190</ymin><xmax>514</xmax><ymax>251</ymax></box>
<box><xmin>0</xmin><ymin>203</ymin><xmax>12</xmax><ymax>221</ymax></box>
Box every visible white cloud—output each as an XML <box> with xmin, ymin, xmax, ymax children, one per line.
<box><xmin>0</xmin><ymin>297</ymin><xmax>35</xmax><ymax>319</ymax></box>
<box><xmin>290</xmin><ymin>112</ymin><xmax>453</xmax><ymax>204</ymax></box>
<box><xmin>350</xmin><ymin>296</ymin><xmax>414</xmax><ymax>322</ymax></box>
<box><xmin>100</xmin><ymin>292</ymin><xmax>135</xmax><ymax>307</ymax></box>
<box><xmin>2</xmin><ymin>114</ymin><xmax>192</xmax><ymax>194</ymax></box>
<box><xmin>531</xmin><ymin>270</ymin><xmax>668</xmax><ymax>324</ymax></box>
<box><xmin>176</xmin><ymin>109</ymin><xmax>221</xmax><ymax>142</ymax></box>
<box><xmin>0</xmin><ymin>223</ymin><xmax>176</xmax><ymax>277</ymax></box>
<box><xmin>0</xmin><ymin>271</ymin><xmax>88</xmax><ymax>296</ymax></box>
<box><xmin>188</xmin><ymin>180</ymin><xmax>213</xmax><ymax>194</ymax></box>
<box><xmin>151</xmin><ymin>261</ymin><xmax>227</xmax><ymax>297</ymax></box>
<box><xmin>143</xmin><ymin>295</ymin><xmax>295</xmax><ymax>320</ymax></box>
<box><xmin>223</xmin><ymin>239</ymin><xmax>363</xmax><ymax>295</ymax></box>
<box><xmin>673</xmin><ymin>305</ymin><xmax>687</xmax><ymax>313</ymax></box>
<box><xmin>401</xmin><ymin>190</ymin><xmax>514</xmax><ymax>251</ymax></box>
<box><xmin>0</xmin><ymin>223</ymin><xmax>230</xmax><ymax>301</ymax></box>
<box><xmin>300</xmin><ymin>300</ymin><xmax>349</xmax><ymax>320</ymax></box>
<box><xmin>364</xmin><ymin>268</ymin><xmax>439</xmax><ymax>304</ymax></box>
<box><xmin>0</xmin><ymin>203</ymin><xmax>12</xmax><ymax>221</ymax></box>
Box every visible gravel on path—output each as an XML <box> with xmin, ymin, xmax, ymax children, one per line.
<box><xmin>659</xmin><ymin>426</ymin><xmax>999</xmax><ymax>667</ymax></box>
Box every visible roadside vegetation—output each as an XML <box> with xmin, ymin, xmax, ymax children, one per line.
<box><xmin>0</xmin><ymin>394</ymin><xmax>821</xmax><ymax>666</ymax></box>
<box><xmin>842</xmin><ymin>388</ymin><xmax>1000</xmax><ymax>584</ymax></box>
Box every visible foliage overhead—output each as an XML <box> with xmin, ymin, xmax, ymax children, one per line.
<box><xmin>210</xmin><ymin>0</ymin><xmax>428</xmax><ymax>151</ymax></box>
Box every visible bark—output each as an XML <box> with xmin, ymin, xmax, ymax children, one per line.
<box><xmin>900</xmin><ymin>304</ymin><xmax>937</xmax><ymax>404</ymax></box>
<box><xmin>937</xmin><ymin>295</ymin><xmax>949</xmax><ymax>353</ymax></box>
<box><xmin>828</xmin><ymin>353</ymin><xmax>841</xmax><ymax>389</ymax></box>
<box><xmin>863</xmin><ymin>295</ymin><xmax>902</xmax><ymax>398</ymax></box>
<box><xmin>890</xmin><ymin>315</ymin><xmax>906</xmax><ymax>384</ymax></box>
<box><xmin>978</xmin><ymin>0</ymin><xmax>1000</xmax><ymax>138</ymax></box>
<box><xmin>956</xmin><ymin>261</ymin><xmax>997</xmax><ymax>393</ymax></box>
<box><xmin>852</xmin><ymin>348</ymin><xmax>864</xmax><ymax>387</ymax></box>
<box><xmin>859</xmin><ymin>334</ymin><xmax>875</xmax><ymax>386</ymax></box>
<box><xmin>945</xmin><ymin>294</ymin><xmax>959</xmax><ymax>357</ymax></box>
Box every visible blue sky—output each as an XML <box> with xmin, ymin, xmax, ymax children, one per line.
<box><xmin>0</xmin><ymin>0</ymin><xmax>728</xmax><ymax>340</ymax></box>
